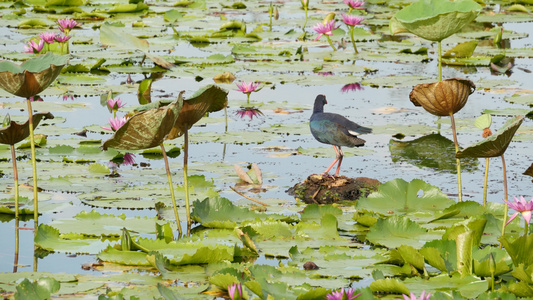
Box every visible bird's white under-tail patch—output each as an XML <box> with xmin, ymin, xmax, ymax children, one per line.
<box><xmin>348</xmin><ymin>130</ymin><xmax>361</xmax><ymax>136</ymax></box>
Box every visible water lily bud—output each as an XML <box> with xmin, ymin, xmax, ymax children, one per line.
<box><xmin>323</xmin><ymin>12</ymin><xmax>336</xmax><ymax>25</ymax></box>
<box><xmin>2</xmin><ymin>114</ymin><xmax>10</xmax><ymax>127</ymax></box>
<box><xmin>274</xmin><ymin>7</ymin><xmax>279</xmax><ymax>20</ymax></box>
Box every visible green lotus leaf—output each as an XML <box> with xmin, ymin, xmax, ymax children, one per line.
<box><xmin>500</xmin><ymin>234</ymin><xmax>533</xmax><ymax>269</ymax></box>
<box><xmin>166</xmin><ymin>84</ymin><xmax>228</xmax><ymax>140</ymax></box>
<box><xmin>456</xmin><ymin>115</ymin><xmax>524</xmax><ymax>158</ymax></box>
<box><xmin>14</xmin><ymin>277</ymin><xmax>60</xmax><ymax>300</ymax></box>
<box><xmin>421</xmin><ymin>239</ymin><xmax>457</xmax><ymax>272</ymax></box>
<box><xmin>356</xmin><ymin>178</ymin><xmax>454</xmax><ymax>215</ymax></box>
<box><xmin>442</xmin><ymin>40</ymin><xmax>478</xmax><ymax>58</ymax></box>
<box><xmin>369</xmin><ymin>278</ymin><xmax>409</xmax><ymax>295</ymax></box>
<box><xmin>473</xmin><ymin>247</ymin><xmax>512</xmax><ymax>277</ymax></box>
<box><xmin>102</xmin><ymin>96</ymin><xmax>183</xmax><ymax>150</ymax></box>
<box><xmin>366</xmin><ymin>215</ymin><xmax>429</xmax><ymax>249</ymax></box>
<box><xmin>0</xmin><ymin>52</ymin><xmax>69</xmax><ymax>98</ymax></box>
<box><xmin>390</xmin><ymin>0</ymin><xmax>482</xmax><ymax>42</ymax></box>
<box><xmin>0</xmin><ymin>112</ymin><xmax>53</xmax><ymax>145</ymax></box>
<box><xmin>191</xmin><ymin>197</ymin><xmax>296</xmax><ymax>229</ymax></box>
<box><xmin>107</xmin><ymin>2</ymin><xmax>148</xmax><ymax>13</ymax></box>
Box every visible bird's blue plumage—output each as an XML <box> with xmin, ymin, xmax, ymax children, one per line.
<box><xmin>309</xmin><ymin>95</ymin><xmax>371</xmax><ymax>148</ymax></box>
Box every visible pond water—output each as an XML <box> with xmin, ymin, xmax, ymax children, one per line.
<box><xmin>0</xmin><ymin>1</ymin><xmax>532</xmax><ymax>297</ymax></box>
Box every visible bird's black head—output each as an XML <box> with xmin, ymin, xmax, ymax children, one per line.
<box><xmin>313</xmin><ymin>94</ymin><xmax>327</xmax><ymax>114</ymax></box>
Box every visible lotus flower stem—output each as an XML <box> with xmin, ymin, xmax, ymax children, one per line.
<box><xmin>326</xmin><ymin>36</ymin><xmax>337</xmax><ymax>51</ymax></box>
<box><xmin>26</xmin><ymin>99</ymin><xmax>39</xmax><ymax>225</ymax></box>
<box><xmin>500</xmin><ymin>154</ymin><xmax>508</xmax><ymax>245</ymax></box>
<box><xmin>349</xmin><ymin>27</ymin><xmax>358</xmax><ymax>54</ymax></box>
<box><xmin>224</xmin><ymin>106</ymin><xmax>228</xmax><ymax>132</ymax></box>
<box><xmin>302</xmin><ymin>8</ymin><xmax>308</xmax><ymax>31</ymax></box>
<box><xmin>483</xmin><ymin>158</ymin><xmax>489</xmax><ymax>207</ymax></box>
<box><xmin>10</xmin><ymin>145</ymin><xmax>19</xmax><ymax>218</ymax></box>
<box><xmin>183</xmin><ymin>129</ymin><xmax>191</xmax><ymax>236</ymax></box>
<box><xmin>438</xmin><ymin>41</ymin><xmax>442</xmax><ymax>82</ymax></box>
<box><xmin>14</xmin><ymin>218</ymin><xmax>19</xmax><ymax>272</ymax></box>
<box><xmin>525</xmin><ymin>219</ymin><xmax>529</xmax><ymax>236</ymax></box>
<box><xmin>160</xmin><ymin>144</ymin><xmax>182</xmax><ymax>237</ymax></box>
<box><xmin>449</xmin><ymin>114</ymin><xmax>463</xmax><ymax>202</ymax></box>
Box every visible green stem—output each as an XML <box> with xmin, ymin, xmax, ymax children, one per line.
<box><xmin>483</xmin><ymin>158</ymin><xmax>489</xmax><ymax>207</ymax></box>
<box><xmin>500</xmin><ymin>155</ymin><xmax>508</xmax><ymax>247</ymax></box>
<box><xmin>449</xmin><ymin>114</ymin><xmax>462</xmax><ymax>202</ymax></box>
<box><xmin>161</xmin><ymin>144</ymin><xmax>182</xmax><ymax>237</ymax></box>
<box><xmin>26</xmin><ymin>99</ymin><xmax>38</xmax><ymax>226</ymax></box>
<box><xmin>349</xmin><ymin>27</ymin><xmax>358</xmax><ymax>54</ymax></box>
<box><xmin>183</xmin><ymin>129</ymin><xmax>191</xmax><ymax>236</ymax></box>
<box><xmin>326</xmin><ymin>35</ymin><xmax>337</xmax><ymax>51</ymax></box>
<box><xmin>526</xmin><ymin>219</ymin><xmax>529</xmax><ymax>236</ymax></box>
<box><xmin>438</xmin><ymin>41</ymin><xmax>442</xmax><ymax>82</ymax></box>
<box><xmin>246</xmin><ymin>93</ymin><xmax>250</xmax><ymax>105</ymax></box>
<box><xmin>302</xmin><ymin>8</ymin><xmax>308</xmax><ymax>31</ymax></box>
<box><xmin>224</xmin><ymin>106</ymin><xmax>228</xmax><ymax>132</ymax></box>
<box><xmin>11</xmin><ymin>145</ymin><xmax>19</xmax><ymax>219</ymax></box>
<box><xmin>14</xmin><ymin>218</ymin><xmax>19</xmax><ymax>273</ymax></box>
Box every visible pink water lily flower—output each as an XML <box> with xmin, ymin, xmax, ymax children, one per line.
<box><xmin>344</xmin><ymin>0</ymin><xmax>364</xmax><ymax>9</ymax></box>
<box><xmin>326</xmin><ymin>288</ymin><xmax>360</xmax><ymax>300</ymax></box>
<box><xmin>57</xmin><ymin>18</ymin><xmax>79</xmax><ymax>32</ymax></box>
<box><xmin>506</xmin><ymin>196</ymin><xmax>533</xmax><ymax>226</ymax></box>
<box><xmin>107</xmin><ymin>98</ymin><xmax>126</xmax><ymax>110</ymax></box>
<box><xmin>62</xmin><ymin>94</ymin><xmax>74</xmax><ymax>101</ymax></box>
<box><xmin>236</xmin><ymin>81</ymin><xmax>259</xmax><ymax>104</ymax></box>
<box><xmin>23</xmin><ymin>39</ymin><xmax>44</xmax><ymax>53</ymax></box>
<box><xmin>227</xmin><ymin>283</ymin><xmax>242</xmax><ymax>300</ymax></box>
<box><xmin>39</xmin><ymin>32</ymin><xmax>57</xmax><ymax>44</ymax></box>
<box><xmin>235</xmin><ymin>81</ymin><xmax>259</xmax><ymax>94</ymax></box>
<box><xmin>55</xmin><ymin>34</ymin><xmax>71</xmax><ymax>43</ymax></box>
<box><xmin>101</xmin><ymin>116</ymin><xmax>127</xmax><ymax>131</ymax></box>
<box><xmin>312</xmin><ymin>20</ymin><xmax>339</xmax><ymax>41</ymax></box>
<box><xmin>342</xmin><ymin>14</ymin><xmax>364</xmax><ymax>27</ymax></box>
<box><xmin>402</xmin><ymin>291</ymin><xmax>431</xmax><ymax>300</ymax></box>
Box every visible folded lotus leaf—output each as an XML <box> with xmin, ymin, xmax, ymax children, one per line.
<box><xmin>166</xmin><ymin>84</ymin><xmax>228</xmax><ymax>140</ymax></box>
<box><xmin>456</xmin><ymin>115</ymin><xmax>524</xmax><ymax>158</ymax></box>
<box><xmin>102</xmin><ymin>95</ymin><xmax>184</xmax><ymax>150</ymax></box>
<box><xmin>390</xmin><ymin>0</ymin><xmax>481</xmax><ymax>42</ymax></box>
<box><xmin>0</xmin><ymin>52</ymin><xmax>68</xmax><ymax>98</ymax></box>
<box><xmin>409</xmin><ymin>77</ymin><xmax>475</xmax><ymax>116</ymax></box>
<box><xmin>0</xmin><ymin>112</ymin><xmax>54</xmax><ymax>145</ymax></box>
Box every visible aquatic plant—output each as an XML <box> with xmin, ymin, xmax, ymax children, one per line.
<box><xmin>103</xmin><ymin>94</ymin><xmax>185</xmax><ymax>235</ymax></box>
<box><xmin>402</xmin><ymin>291</ymin><xmax>431</xmax><ymax>300</ymax></box>
<box><xmin>235</xmin><ymin>81</ymin><xmax>259</xmax><ymax>104</ymax></box>
<box><xmin>313</xmin><ymin>19</ymin><xmax>339</xmax><ymax>51</ymax></box>
<box><xmin>457</xmin><ymin>115</ymin><xmax>525</xmax><ymax>238</ymax></box>
<box><xmin>410</xmin><ymin>77</ymin><xmax>475</xmax><ymax>202</ymax></box>
<box><xmin>0</xmin><ymin>52</ymin><xmax>68</xmax><ymax>223</ymax></box>
<box><xmin>341</xmin><ymin>14</ymin><xmax>364</xmax><ymax>54</ymax></box>
<box><xmin>0</xmin><ymin>112</ymin><xmax>53</xmax><ymax>218</ymax></box>
<box><xmin>474</xmin><ymin>114</ymin><xmax>493</xmax><ymax>207</ymax></box>
<box><xmin>301</xmin><ymin>0</ymin><xmax>309</xmax><ymax>31</ymax></box>
<box><xmin>506</xmin><ymin>196</ymin><xmax>533</xmax><ymax>235</ymax></box>
<box><xmin>227</xmin><ymin>283</ymin><xmax>243</xmax><ymax>300</ymax></box>
<box><xmin>390</xmin><ymin>0</ymin><xmax>481</xmax><ymax>81</ymax></box>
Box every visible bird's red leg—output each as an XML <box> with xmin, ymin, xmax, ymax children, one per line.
<box><xmin>334</xmin><ymin>146</ymin><xmax>344</xmax><ymax>176</ymax></box>
<box><xmin>324</xmin><ymin>146</ymin><xmax>341</xmax><ymax>175</ymax></box>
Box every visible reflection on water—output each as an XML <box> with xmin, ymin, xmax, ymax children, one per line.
<box><xmin>390</xmin><ymin>134</ymin><xmax>479</xmax><ymax>173</ymax></box>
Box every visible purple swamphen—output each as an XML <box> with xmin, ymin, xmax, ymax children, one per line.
<box><xmin>309</xmin><ymin>94</ymin><xmax>372</xmax><ymax>176</ymax></box>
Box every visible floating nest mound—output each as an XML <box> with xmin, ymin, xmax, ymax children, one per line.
<box><xmin>287</xmin><ymin>174</ymin><xmax>380</xmax><ymax>204</ymax></box>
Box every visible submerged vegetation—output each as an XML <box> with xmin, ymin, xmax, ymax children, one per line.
<box><xmin>0</xmin><ymin>0</ymin><xmax>532</xmax><ymax>299</ymax></box>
